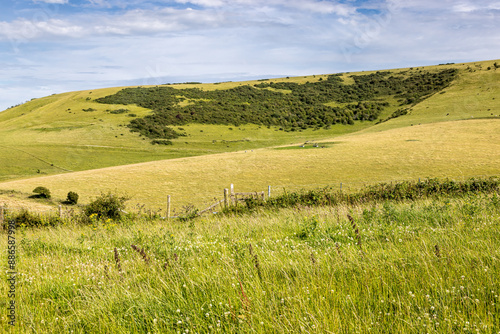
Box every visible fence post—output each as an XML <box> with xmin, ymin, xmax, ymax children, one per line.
<box><xmin>268</xmin><ymin>186</ymin><xmax>271</xmax><ymax>199</ymax></box>
<box><xmin>340</xmin><ymin>182</ymin><xmax>342</xmax><ymax>190</ymax></box>
<box><xmin>0</xmin><ymin>205</ymin><xmax>4</xmax><ymax>230</ymax></box>
<box><xmin>224</xmin><ymin>188</ymin><xmax>229</xmax><ymax>208</ymax></box>
<box><xmin>58</xmin><ymin>205</ymin><xmax>63</xmax><ymax>218</ymax></box>
<box><xmin>230</xmin><ymin>184</ymin><xmax>234</xmax><ymax>195</ymax></box>
<box><xmin>167</xmin><ymin>195</ymin><xmax>171</xmax><ymax>219</ymax></box>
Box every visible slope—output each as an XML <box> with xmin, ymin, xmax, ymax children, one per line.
<box><xmin>0</xmin><ymin>118</ymin><xmax>498</xmax><ymax>211</ymax></box>
<box><xmin>0</xmin><ymin>60</ymin><xmax>484</xmax><ymax>182</ymax></box>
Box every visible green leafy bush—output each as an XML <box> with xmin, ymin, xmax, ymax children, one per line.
<box><xmin>9</xmin><ymin>209</ymin><xmax>60</xmax><ymax>228</ymax></box>
<box><xmin>83</xmin><ymin>193</ymin><xmax>128</xmax><ymax>221</ymax></box>
<box><xmin>151</xmin><ymin>139</ymin><xmax>173</xmax><ymax>145</ymax></box>
<box><xmin>109</xmin><ymin>108</ymin><xmax>129</xmax><ymax>114</ymax></box>
<box><xmin>66</xmin><ymin>191</ymin><xmax>79</xmax><ymax>205</ymax></box>
<box><xmin>32</xmin><ymin>186</ymin><xmax>51</xmax><ymax>199</ymax></box>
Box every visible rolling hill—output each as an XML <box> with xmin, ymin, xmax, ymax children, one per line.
<box><xmin>0</xmin><ymin>59</ymin><xmax>499</xmax><ymax>211</ymax></box>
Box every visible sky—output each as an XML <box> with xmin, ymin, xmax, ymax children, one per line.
<box><xmin>0</xmin><ymin>0</ymin><xmax>499</xmax><ymax>111</ymax></box>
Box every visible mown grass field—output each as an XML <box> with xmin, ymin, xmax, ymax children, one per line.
<box><xmin>0</xmin><ymin>191</ymin><xmax>499</xmax><ymax>333</ymax></box>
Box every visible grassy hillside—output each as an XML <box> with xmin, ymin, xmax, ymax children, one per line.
<box><xmin>0</xmin><ymin>118</ymin><xmax>498</xmax><ymax>211</ymax></box>
<box><xmin>1</xmin><ymin>190</ymin><xmax>499</xmax><ymax>333</ymax></box>
<box><xmin>0</xmin><ymin>59</ymin><xmax>499</xmax><ymax>209</ymax></box>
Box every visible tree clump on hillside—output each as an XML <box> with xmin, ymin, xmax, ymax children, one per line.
<box><xmin>95</xmin><ymin>69</ymin><xmax>458</xmax><ymax>140</ymax></box>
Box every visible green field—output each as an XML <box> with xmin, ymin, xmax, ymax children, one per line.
<box><xmin>0</xmin><ymin>189</ymin><xmax>499</xmax><ymax>333</ymax></box>
<box><xmin>0</xmin><ymin>118</ymin><xmax>498</xmax><ymax>212</ymax></box>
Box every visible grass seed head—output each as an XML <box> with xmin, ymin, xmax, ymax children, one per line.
<box><xmin>114</xmin><ymin>247</ymin><xmax>122</xmax><ymax>273</ymax></box>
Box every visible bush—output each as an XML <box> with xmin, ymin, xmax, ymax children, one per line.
<box><xmin>9</xmin><ymin>209</ymin><xmax>60</xmax><ymax>228</ymax></box>
<box><xmin>151</xmin><ymin>139</ymin><xmax>173</xmax><ymax>145</ymax></box>
<box><xmin>83</xmin><ymin>193</ymin><xmax>128</xmax><ymax>221</ymax></box>
<box><xmin>33</xmin><ymin>186</ymin><xmax>51</xmax><ymax>199</ymax></box>
<box><xmin>66</xmin><ymin>191</ymin><xmax>79</xmax><ymax>205</ymax></box>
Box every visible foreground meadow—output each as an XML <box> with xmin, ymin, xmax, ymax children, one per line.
<box><xmin>1</xmin><ymin>190</ymin><xmax>499</xmax><ymax>333</ymax></box>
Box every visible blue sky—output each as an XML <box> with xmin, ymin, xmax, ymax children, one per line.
<box><xmin>0</xmin><ymin>0</ymin><xmax>499</xmax><ymax>111</ymax></box>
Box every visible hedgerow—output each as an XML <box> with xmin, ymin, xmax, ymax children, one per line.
<box><xmin>223</xmin><ymin>177</ymin><xmax>499</xmax><ymax>215</ymax></box>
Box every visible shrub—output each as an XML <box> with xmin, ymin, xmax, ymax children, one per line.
<box><xmin>109</xmin><ymin>108</ymin><xmax>129</xmax><ymax>114</ymax></box>
<box><xmin>10</xmin><ymin>209</ymin><xmax>60</xmax><ymax>228</ymax></box>
<box><xmin>66</xmin><ymin>191</ymin><xmax>79</xmax><ymax>205</ymax></box>
<box><xmin>83</xmin><ymin>193</ymin><xmax>128</xmax><ymax>221</ymax></box>
<box><xmin>33</xmin><ymin>186</ymin><xmax>51</xmax><ymax>199</ymax></box>
<box><xmin>151</xmin><ymin>139</ymin><xmax>173</xmax><ymax>145</ymax></box>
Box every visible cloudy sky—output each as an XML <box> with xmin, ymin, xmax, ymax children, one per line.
<box><xmin>0</xmin><ymin>0</ymin><xmax>499</xmax><ymax>111</ymax></box>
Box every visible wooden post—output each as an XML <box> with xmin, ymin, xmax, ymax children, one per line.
<box><xmin>268</xmin><ymin>186</ymin><xmax>271</xmax><ymax>199</ymax></box>
<box><xmin>0</xmin><ymin>205</ymin><xmax>4</xmax><ymax>230</ymax></box>
<box><xmin>58</xmin><ymin>205</ymin><xmax>63</xmax><ymax>218</ymax></box>
<box><xmin>224</xmin><ymin>188</ymin><xmax>229</xmax><ymax>208</ymax></box>
<box><xmin>167</xmin><ymin>195</ymin><xmax>171</xmax><ymax>219</ymax></box>
<box><xmin>340</xmin><ymin>182</ymin><xmax>342</xmax><ymax>190</ymax></box>
<box><xmin>230</xmin><ymin>183</ymin><xmax>234</xmax><ymax>195</ymax></box>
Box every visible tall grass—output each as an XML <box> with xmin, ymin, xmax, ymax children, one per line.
<box><xmin>1</xmin><ymin>191</ymin><xmax>499</xmax><ymax>333</ymax></box>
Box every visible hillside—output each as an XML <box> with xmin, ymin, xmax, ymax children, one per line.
<box><xmin>0</xmin><ymin>118</ymin><xmax>498</xmax><ymax>211</ymax></box>
<box><xmin>0</xmin><ymin>59</ymin><xmax>499</xmax><ymax>210</ymax></box>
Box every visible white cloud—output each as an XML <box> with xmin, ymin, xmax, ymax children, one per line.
<box><xmin>453</xmin><ymin>3</ymin><xmax>478</xmax><ymax>13</ymax></box>
<box><xmin>453</xmin><ymin>1</ymin><xmax>500</xmax><ymax>12</ymax></box>
<box><xmin>0</xmin><ymin>18</ymin><xmax>84</xmax><ymax>41</ymax></box>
